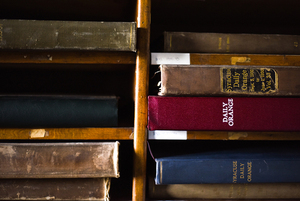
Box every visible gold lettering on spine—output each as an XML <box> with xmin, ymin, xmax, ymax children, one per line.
<box><xmin>249</xmin><ymin>69</ymin><xmax>255</xmax><ymax>92</ymax></box>
<box><xmin>233</xmin><ymin>161</ymin><xmax>238</xmax><ymax>183</ymax></box>
<box><xmin>233</xmin><ymin>72</ymin><xmax>240</xmax><ymax>88</ymax></box>
<box><xmin>261</xmin><ymin>69</ymin><xmax>266</xmax><ymax>92</ymax></box>
<box><xmin>242</xmin><ymin>70</ymin><xmax>248</xmax><ymax>91</ymax></box>
<box><xmin>219</xmin><ymin>37</ymin><xmax>222</xmax><ymax>49</ymax></box>
<box><xmin>0</xmin><ymin>24</ymin><xmax>3</xmax><ymax>42</ymax></box>
<box><xmin>226</xmin><ymin>36</ymin><xmax>230</xmax><ymax>52</ymax></box>
<box><xmin>240</xmin><ymin>163</ymin><xmax>245</xmax><ymax>179</ymax></box>
<box><xmin>247</xmin><ymin>162</ymin><xmax>252</xmax><ymax>182</ymax></box>
<box><xmin>226</xmin><ymin>68</ymin><xmax>232</xmax><ymax>92</ymax></box>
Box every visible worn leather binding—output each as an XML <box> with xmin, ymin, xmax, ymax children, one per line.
<box><xmin>159</xmin><ymin>65</ymin><xmax>300</xmax><ymax>96</ymax></box>
<box><xmin>0</xmin><ymin>142</ymin><xmax>119</xmax><ymax>178</ymax></box>
<box><xmin>165</xmin><ymin>32</ymin><xmax>300</xmax><ymax>54</ymax></box>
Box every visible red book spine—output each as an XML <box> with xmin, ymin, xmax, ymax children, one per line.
<box><xmin>148</xmin><ymin>96</ymin><xmax>300</xmax><ymax>131</ymax></box>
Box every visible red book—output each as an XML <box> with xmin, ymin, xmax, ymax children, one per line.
<box><xmin>148</xmin><ymin>96</ymin><xmax>300</xmax><ymax>131</ymax></box>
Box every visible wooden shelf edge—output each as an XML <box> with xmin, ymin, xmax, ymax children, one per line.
<box><xmin>148</xmin><ymin>130</ymin><xmax>300</xmax><ymax>141</ymax></box>
<box><xmin>0</xmin><ymin>51</ymin><xmax>136</xmax><ymax>64</ymax></box>
<box><xmin>0</xmin><ymin>127</ymin><xmax>134</xmax><ymax>140</ymax></box>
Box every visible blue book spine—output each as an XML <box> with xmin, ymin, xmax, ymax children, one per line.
<box><xmin>155</xmin><ymin>159</ymin><xmax>300</xmax><ymax>184</ymax></box>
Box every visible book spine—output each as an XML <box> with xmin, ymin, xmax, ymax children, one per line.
<box><xmin>148</xmin><ymin>96</ymin><xmax>300</xmax><ymax>131</ymax></box>
<box><xmin>160</xmin><ymin>65</ymin><xmax>300</xmax><ymax>96</ymax></box>
<box><xmin>0</xmin><ymin>96</ymin><xmax>118</xmax><ymax>128</ymax></box>
<box><xmin>0</xmin><ymin>178</ymin><xmax>110</xmax><ymax>200</ymax></box>
<box><xmin>155</xmin><ymin>158</ymin><xmax>300</xmax><ymax>184</ymax></box>
<box><xmin>0</xmin><ymin>142</ymin><xmax>119</xmax><ymax>178</ymax></box>
<box><xmin>0</xmin><ymin>20</ymin><xmax>136</xmax><ymax>51</ymax></box>
<box><xmin>165</xmin><ymin>32</ymin><xmax>300</xmax><ymax>54</ymax></box>
<box><xmin>149</xmin><ymin>181</ymin><xmax>300</xmax><ymax>199</ymax></box>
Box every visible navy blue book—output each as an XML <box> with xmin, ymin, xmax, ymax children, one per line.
<box><xmin>152</xmin><ymin>141</ymin><xmax>300</xmax><ymax>184</ymax></box>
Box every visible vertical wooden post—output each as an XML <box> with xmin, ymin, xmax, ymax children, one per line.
<box><xmin>133</xmin><ymin>0</ymin><xmax>150</xmax><ymax>200</ymax></box>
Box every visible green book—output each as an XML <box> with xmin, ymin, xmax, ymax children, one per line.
<box><xmin>0</xmin><ymin>19</ymin><xmax>136</xmax><ymax>51</ymax></box>
<box><xmin>0</xmin><ymin>95</ymin><xmax>118</xmax><ymax>128</ymax></box>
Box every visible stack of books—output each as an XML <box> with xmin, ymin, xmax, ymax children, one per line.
<box><xmin>0</xmin><ymin>142</ymin><xmax>120</xmax><ymax>200</ymax></box>
<box><xmin>148</xmin><ymin>32</ymin><xmax>300</xmax><ymax>199</ymax></box>
<box><xmin>0</xmin><ymin>19</ymin><xmax>137</xmax><ymax>200</ymax></box>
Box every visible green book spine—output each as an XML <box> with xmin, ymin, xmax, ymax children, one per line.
<box><xmin>0</xmin><ymin>19</ymin><xmax>136</xmax><ymax>51</ymax></box>
<box><xmin>0</xmin><ymin>95</ymin><xmax>118</xmax><ymax>128</ymax></box>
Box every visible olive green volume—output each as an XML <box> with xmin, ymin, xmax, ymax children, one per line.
<box><xmin>0</xmin><ymin>19</ymin><xmax>136</xmax><ymax>51</ymax></box>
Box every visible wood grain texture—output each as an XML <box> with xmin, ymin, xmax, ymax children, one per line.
<box><xmin>0</xmin><ymin>178</ymin><xmax>109</xmax><ymax>200</ymax></box>
<box><xmin>187</xmin><ymin>131</ymin><xmax>300</xmax><ymax>140</ymax></box>
<box><xmin>0</xmin><ymin>127</ymin><xmax>133</xmax><ymax>140</ymax></box>
<box><xmin>133</xmin><ymin>0</ymin><xmax>150</xmax><ymax>200</ymax></box>
<box><xmin>0</xmin><ymin>51</ymin><xmax>136</xmax><ymax>64</ymax></box>
<box><xmin>190</xmin><ymin>54</ymin><xmax>300</xmax><ymax>66</ymax></box>
<box><xmin>0</xmin><ymin>142</ymin><xmax>119</xmax><ymax>178</ymax></box>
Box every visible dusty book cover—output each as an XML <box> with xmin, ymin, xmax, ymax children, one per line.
<box><xmin>0</xmin><ymin>19</ymin><xmax>136</xmax><ymax>51</ymax></box>
<box><xmin>0</xmin><ymin>142</ymin><xmax>119</xmax><ymax>178</ymax></box>
<box><xmin>148</xmin><ymin>179</ymin><xmax>300</xmax><ymax>199</ymax></box>
<box><xmin>159</xmin><ymin>65</ymin><xmax>300</xmax><ymax>96</ymax></box>
<box><xmin>164</xmin><ymin>32</ymin><xmax>300</xmax><ymax>54</ymax></box>
<box><xmin>0</xmin><ymin>178</ymin><xmax>110</xmax><ymax>200</ymax></box>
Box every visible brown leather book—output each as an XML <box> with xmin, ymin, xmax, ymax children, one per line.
<box><xmin>0</xmin><ymin>142</ymin><xmax>119</xmax><ymax>178</ymax></box>
<box><xmin>159</xmin><ymin>65</ymin><xmax>300</xmax><ymax>96</ymax></box>
<box><xmin>164</xmin><ymin>32</ymin><xmax>300</xmax><ymax>54</ymax></box>
<box><xmin>0</xmin><ymin>178</ymin><xmax>110</xmax><ymax>200</ymax></box>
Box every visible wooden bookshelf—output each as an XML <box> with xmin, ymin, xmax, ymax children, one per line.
<box><xmin>0</xmin><ymin>0</ymin><xmax>150</xmax><ymax>201</ymax></box>
<box><xmin>0</xmin><ymin>127</ymin><xmax>134</xmax><ymax>140</ymax></box>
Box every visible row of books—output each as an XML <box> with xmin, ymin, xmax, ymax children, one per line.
<box><xmin>148</xmin><ymin>31</ymin><xmax>300</xmax><ymax>199</ymax></box>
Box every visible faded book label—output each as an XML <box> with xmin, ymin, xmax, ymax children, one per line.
<box><xmin>221</xmin><ymin>68</ymin><xmax>278</xmax><ymax>94</ymax></box>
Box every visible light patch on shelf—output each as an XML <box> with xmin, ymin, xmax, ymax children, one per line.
<box><xmin>151</xmin><ymin>53</ymin><xmax>190</xmax><ymax>65</ymax></box>
<box><xmin>148</xmin><ymin>130</ymin><xmax>187</xmax><ymax>140</ymax></box>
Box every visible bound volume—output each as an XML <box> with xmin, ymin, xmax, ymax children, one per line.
<box><xmin>0</xmin><ymin>95</ymin><xmax>118</xmax><ymax>128</ymax></box>
<box><xmin>164</xmin><ymin>32</ymin><xmax>300</xmax><ymax>54</ymax></box>
<box><xmin>159</xmin><ymin>65</ymin><xmax>300</xmax><ymax>96</ymax></box>
<box><xmin>153</xmin><ymin>141</ymin><xmax>300</xmax><ymax>184</ymax></box>
<box><xmin>148</xmin><ymin>96</ymin><xmax>300</xmax><ymax>131</ymax></box>
<box><xmin>0</xmin><ymin>142</ymin><xmax>119</xmax><ymax>178</ymax></box>
<box><xmin>149</xmin><ymin>181</ymin><xmax>300</xmax><ymax>199</ymax></box>
<box><xmin>0</xmin><ymin>19</ymin><xmax>136</xmax><ymax>51</ymax></box>
<box><xmin>0</xmin><ymin>178</ymin><xmax>110</xmax><ymax>200</ymax></box>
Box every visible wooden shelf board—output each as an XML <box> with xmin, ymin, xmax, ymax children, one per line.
<box><xmin>148</xmin><ymin>130</ymin><xmax>300</xmax><ymax>141</ymax></box>
<box><xmin>0</xmin><ymin>51</ymin><xmax>136</xmax><ymax>64</ymax></box>
<box><xmin>0</xmin><ymin>127</ymin><xmax>133</xmax><ymax>140</ymax></box>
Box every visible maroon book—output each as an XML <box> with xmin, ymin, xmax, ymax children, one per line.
<box><xmin>148</xmin><ymin>96</ymin><xmax>300</xmax><ymax>131</ymax></box>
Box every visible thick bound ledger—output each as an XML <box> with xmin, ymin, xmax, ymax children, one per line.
<box><xmin>149</xmin><ymin>180</ymin><xmax>300</xmax><ymax>199</ymax></box>
<box><xmin>148</xmin><ymin>96</ymin><xmax>300</xmax><ymax>131</ymax></box>
<box><xmin>159</xmin><ymin>65</ymin><xmax>300</xmax><ymax>96</ymax></box>
<box><xmin>0</xmin><ymin>178</ymin><xmax>110</xmax><ymax>200</ymax></box>
<box><xmin>0</xmin><ymin>142</ymin><xmax>119</xmax><ymax>178</ymax></box>
<box><xmin>164</xmin><ymin>32</ymin><xmax>300</xmax><ymax>54</ymax></box>
<box><xmin>0</xmin><ymin>95</ymin><xmax>118</xmax><ymax>128</ymax></box>
<box><xmin>153</xmin><ymin>141</ymin><xmax>300</xmax><ymax>184</ymax></box>
<box><xmin>0</xmin><ymin>19</ymin><xmax>136</xmax><ymax>51</ymax></box>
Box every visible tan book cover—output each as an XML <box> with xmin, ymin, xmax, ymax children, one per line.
<box><xmin>149</xmin><ymin>179</ymin><xmax>300</xmax><ymax>199</ymax></box>
<box><xmin>159</xmin><ymin>64</ymin><xmax>300</xmax><ymax>96</ymax></box>
<box><xmin>0</xmin><ymin>178</ymin><xmax>110</xmax><ymax>200</ymax></box>
<box><xmin>0</xmin><ymin>142</ymin><xmax>119</xmax><ymax>178</ymax></box>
